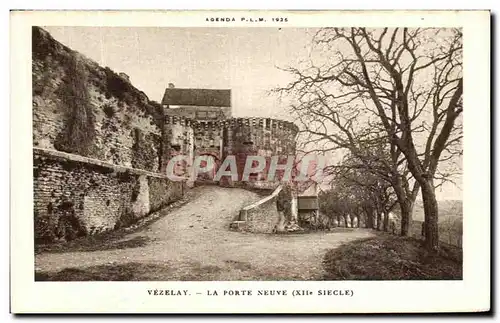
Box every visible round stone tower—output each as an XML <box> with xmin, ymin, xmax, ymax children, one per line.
<box><xmin>221</xmin><ymin>117</ymin><xmax>299</xmax><ymax>189</ymax></box>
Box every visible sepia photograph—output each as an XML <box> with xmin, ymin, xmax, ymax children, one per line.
<box><xmin>32</xmin><ymin>24</ymin><xmax>464</xmax><ymax>282</ymax></box>
<box><xmin>10</xmin><ymin>10</ymin><xmax>490</xmax><ymax>313</ymax></box>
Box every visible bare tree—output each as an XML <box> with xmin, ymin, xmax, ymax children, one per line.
<box><xmin>319</xmin><ymin>155</ymin><xmax>398</xmax><ymax>233</ymax></box>
<box><xmin>334</xmin><ymin>153</ymin><xmax>398</xmax><ymax>232</ymax></box>
<box><xmin>276</xmin><ymin>28</ymin><xmax>462</xmax><ymax>251</ymax></box>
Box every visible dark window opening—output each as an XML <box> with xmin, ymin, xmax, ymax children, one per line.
<box><xmin>249</xmin><ymin>173</ymin><xmax>260</xmax><ymax>181</ymax></box>
<box><xmin>60</xmin><ymin>201</ymin><xmax>74</xmax><ymax>210</ymax></box>
<box><xmin>133</xmin><ymin>128</ymin><xmax>141</xmax><ymax>140</ymax></box>
<box><xmin>47</xmin><ymin>202</ymin><xmax>53</xmax><ymax>214</ymax></box>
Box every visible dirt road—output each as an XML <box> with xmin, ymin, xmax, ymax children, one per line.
<box><xmin>35</xmin><ymin>186</ymin><xmax>375</xmax><ymax>280</ymax></box>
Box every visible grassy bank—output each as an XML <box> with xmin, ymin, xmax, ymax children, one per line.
<box><xmin>35</xmin><ymin>262</ymin><xmax>223</xmax><ymax>281</ymax></box>
<box><xmin>410</xmin><ymin>219</ymin><xmax>462</xmax><ymax>247</ymax></box>
<box><xmin>323</xmin><ymin>234</ymin><xmax>462</xmax><ymax>280</ymax></box>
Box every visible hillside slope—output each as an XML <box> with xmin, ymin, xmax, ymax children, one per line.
<box><xmin>411</xmin><ymin>199</ymin><xmax>463</xmax><ymax>222</ymax></box>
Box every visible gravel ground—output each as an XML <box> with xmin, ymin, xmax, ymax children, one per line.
<box><xmin>35</xmin><ymin>186</ymin><xmax>375</xmax><ymax>280</ymax></box>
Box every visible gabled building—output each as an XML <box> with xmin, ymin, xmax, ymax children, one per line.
<box><xmin>161</xmin><ymin>83</ymin><xmax>231</xmax><ymax>121</ymax></box>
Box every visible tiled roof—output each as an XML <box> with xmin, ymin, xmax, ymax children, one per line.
<box><xmin>161</xmin><ymin>88</ymin><xmax>231</xmax><ymax>107</ymax></box>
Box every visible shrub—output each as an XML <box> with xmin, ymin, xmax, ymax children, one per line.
<box><xmin>54</xmin><ymin>55</ymin><xmax>96</xmax><ymax>156</ymax></box>
<box><xmin>114</xmin><ymin>208</ymin><xmax>137</xmax><ymax>229</ymax></box>
<box><xmin>34</xmin><ymin>212</ymin><xmax>56</xmax><ymax>244</ymax></box>
<box><xmin>131</xmin><ymin>128</ymin><xmax>156</xmax><ymax>171</ymax></box>
<box><xmin>323</xmin><ymin>235</ymin><xmax>462</xmax><ymax>280</ymax></box>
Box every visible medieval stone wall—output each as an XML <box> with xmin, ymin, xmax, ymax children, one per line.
<box><xmin>32</xmin><ymin>26</ymin><xmax>163</xmax><ymax>173</ymax></box>
<box><xmin>165</xmin><ymin>105</ymin><xmax>231</xmax><ymax>120</ymax></box>
<box><xmin>162</xmin><ymin>116</ymin><xmax>195</xmax><ymax>180</ymax></box>
<box><xmin>32</xmin><ymin>27</ymin><xmax>184</xmax><ymax>244</ymax></box>
<box><xmin>33</xmin><ymin>148</ymin><xmax>184</xmax><ymax>243</ymax></box>
<box><xmin>244</xmin><ymin>199</ymin><xmax>281</xmax><ymax>233</ymax></box>
<box><xmin>193</xmin><ymin>121</ymin><xmax>223</xmax><ymax>159</ymax></box>
<box><xmin>161</xmin><ymin>117</ymin><xmax>299</xmax><ymax>187</ymax></box>
<box><xmin>221</xmin><ymin>118</ymin><xmax>299</xmax><ymax>188</ymax></box>
<box><xmin>32</xmin><ymin>26</ymin><xmax>301</xmax><ymax>242</ymax></box>
<box><xmin>231</xmin><ymin>185</ymin><xmax>282</xmax><ymax>233</ymax></box>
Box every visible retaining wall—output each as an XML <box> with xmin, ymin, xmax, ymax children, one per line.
<box><xmin>230</xmin><ymin>186</ymin><xmax>282</xmax><ymax>233</ymax></box>
<box><xmin>33</xmin><ymin>147</ymin><xmax>184</xmax><ymax>243</ymax></box>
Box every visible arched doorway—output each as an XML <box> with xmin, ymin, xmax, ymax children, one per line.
<box><xmin>196</xmin><ymin>153</ymin><xmax>219</xmax><ymax>184</ymax></box>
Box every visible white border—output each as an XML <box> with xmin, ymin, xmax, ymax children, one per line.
<box><xmin>9</xmin><ymin>10</ymin><xmax>490</xmax><ymax>314</ymax></box>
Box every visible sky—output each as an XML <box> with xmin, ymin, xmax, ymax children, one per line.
<box><xmin>42</xmin><ymin>26</ymin><xmax>462</xmax><ymax>200</ymax></box>
<box><xmin>43</xmin><ymin>26</ymin><xmax>316</xmax><ymax>120</ymax></box>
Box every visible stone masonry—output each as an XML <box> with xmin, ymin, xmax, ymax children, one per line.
<box><xmin>32</xmin><ymin>26</ymin><xmax>302</xmax><ymax>242</ymax></box>
<box><xmin>33</xmin><ymin>148</ymin><xmax>184</xmax><ymax>243</ymax></box>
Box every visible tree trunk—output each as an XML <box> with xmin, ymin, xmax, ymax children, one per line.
<box><xmin>350</xmin><ymin>215</ymin><xmax>354</xmax><ymax>228</ymax></box>
<box><xmin>343</xmin><ymin>216</ymin><xmax>348</xmax><ymax>228</ymax></box>
<box><xmin>275</xmin><ymin>211</ymin><xmax>286</xmax><ymax>233</ymax></box>
<box><xmin>364</xmin><ymin>209</ymin><xmax>373</xmax><ymax>228</ymax></box>
<box><xmin>383</xmin><ymin>211</ymin><xmax>389</xmax><ymax>232</ymax></box>
<box><xmin>393</xmin><ymin>180</ymin><xmax>414</xmax><ymax>236</ymax></box>
<box><xmin>421</xmin><ymin>179</ymin><xmax>439</xmax><ymax>251</ymax></box>
<box><xmin>376</xmin><ymin>212</ymin><xmax>382</xmax><ymax>231</ymax></box>
<box><xmin>399</xmin><ymin>200</ymin><xmax>411</xmax><ymax>236</ymax></box>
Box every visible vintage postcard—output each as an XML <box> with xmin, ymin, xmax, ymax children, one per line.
<box><xmin>10</xmin><ymin>10</ymin><xmax>490</xmax><ymax>313</ymax></box>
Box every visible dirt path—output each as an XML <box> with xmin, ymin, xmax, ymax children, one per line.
<box><xmin>35</xmin><ymin>186</ymin><xmax>375</xmax><ymax>280</ymax></box>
